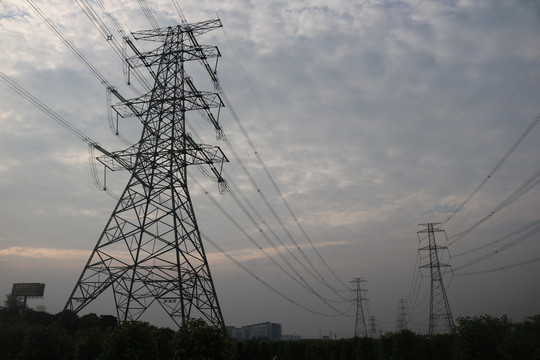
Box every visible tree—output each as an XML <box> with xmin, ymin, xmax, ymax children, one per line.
<box><xmin>452</xmin><ymin>315</ymin><xmax>512</xmax><ymax>360</ymax></box>
<box><xmin>154</xmin><ymin>327</ymin><xmax>175</xmax><ymax>360</ymax></box>
<box><xmin>18</xmin><ymin>324</ymin><xmax>74</xmax><ymax>360</ymax></box>
<box><xmin>0</xmin><ymin>321</ymin><xmax>26</xmax><ymax>360</ymax></box>
<box><xmin>172</xmin><ymin>318</ymin><xmax>235</xmax><ymax>360</ymax></box>
<box><xmin>75</xmin><ymin>327</ymin><xmax>105</xmax><ymax>360</ymax></box>
<box><xmin>498</xmin><ymin>314</ymin><xmax>540</xmax><ymax>360</ymax></box>
<box><xmin>1</xmin><ymin>293</ymin><xmax>26</xmax><ymax>316</ymax></box>
<box><xmin>56</xmin><ymin>310</ymin><xmax>80</xmax><ymax>335</ymax></box>
<box><xmin>79</xmin><ymin>313</ymin><xmax>101</xmax><ymax>330</ymax></box>
<box><xmin>98</xmin><ymin>321</ymin><xmax>159</xmax><ymax>360</ymax></box>
<box><xmin>99</xmin><ymin>315</ymin><xmax>119</xmax><ymax>330</ymax></box>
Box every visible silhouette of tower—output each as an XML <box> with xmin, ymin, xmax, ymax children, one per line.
<box><xmin>418</xmin><ymin>223</ymin><xmax>454</xmax><ymax>335</ymax></box>
<box><xmin>368</xmin><ymin>316</ymin><xmax>378</xmax><ymax>338</ymax></box>
<box><xmin>396</xmin><ymin>298</ymin><xmax>408</xmax><ymax>331</ymax></box>
<box><xmin>350</xmin><ymin>277</ymin><xmax>368</xmax><ymax>337</ymax></box>
<box><xmin>65</xmin><ymin>20</ymin><xmax>228</xmax><ymax>328</ymax></box>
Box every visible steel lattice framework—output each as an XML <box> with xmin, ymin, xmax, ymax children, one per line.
<box><xmin>418</xmin><ymin>223</ymin><xmax>455</xmax><ymax>335</ymax></box>
<box><xmin>350</xmin><ymin>277</ymin><xmax>368</xmax><ymax>337</ymax></box>
<box><xmin>65</xmin><ymin>20</ymin><xmax>227</xmax><ymax>328</ymax></box>
<box><xmin>396</xmin><ymin>298</ymin><xmax>408</xmax><ymax>331</ymax></box>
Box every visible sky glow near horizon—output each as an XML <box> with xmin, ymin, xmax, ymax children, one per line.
<box><xmin>1</xmin><ymin>0</ymin><xmax>540</xmax><ymax>338</ymax></box>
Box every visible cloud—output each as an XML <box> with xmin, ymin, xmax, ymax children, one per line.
<box><xmin>208</xmin><ymin>239</ymin><xmax>350</xmax><ymax>266</ymax></box>
<box><xmin>0</xmin><ymin>246</ymin><xmax>90</xmax><ymax>260</ymax></box>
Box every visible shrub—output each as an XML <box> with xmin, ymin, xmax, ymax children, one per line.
<box><xmin>172</xmin><ymin>318</ymin><xmax>235</xmax><ymax>360</ymax></box>
<box><xmin>98</xmin><ymin>321</ymin><xmax>159</xmax><ymax>360</ymax></box>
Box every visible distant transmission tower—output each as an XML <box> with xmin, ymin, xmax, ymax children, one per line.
<box><xmin>65</xmin><ymin>20</ymin><xmax>228</xmax><ymax>328</ymax></box>
<box><xmin>418</xmin><ymin>223</ymin><xmax>454</xmax><ymax>335</ymax></box>
<box><xmin>350</xmin><ymin>277</ymin><xmax>368</xmax><ymax>337</ymax></box>
<box><xmin>396</xmin><ymin>298</ymin><xmax>408</xmax><ymax>331</ymax></box>
<box><xmin>368</xmin><ymin>316</ymin><xmax>378</xmax><ymax>338</ymax></box>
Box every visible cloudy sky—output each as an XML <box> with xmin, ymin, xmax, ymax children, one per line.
<box><xmin>1</xmin><ymin>0</ymin><xmax>540</xmax><ymax>337</ymax></box>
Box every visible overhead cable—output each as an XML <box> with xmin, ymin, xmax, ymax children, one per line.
<box><xmin>190</xmin><ymin>174</ymin><xmax>350</xmax><ymax>311</ymax></box>
<box><xmin>0</xmin><ymin>71</ymin><xmax>94</xmax><ymax>145</ymax></box>
<box><xmin>0</xmin><ymin>71</ymin><xmax>123</xmax><ymax>198</ymax></box>
<box><xmin>443</xmin><ymin>52</ymin><xmax>540</xmax><ymax>225</ymax></box>
<box><xmin>448</xmin><ymin>165</ymin><xmax>540</xmax><ymax>245</ymax></box>
<box><xmin>222</xmin><ymin>171</ymin><xmax>349</xmax><ymax>303</ymax></box>
<box><xmin>74</xmin><ymin>0</ymin><xmax>151</xmax><ymax>91</ymax></box>
<box><xmin>137</xmin><ymin>0</ymin><xmax>160</xmax><ymax>29</ymax></box>
<box><xmin>443</xmin><ymin>112</ymin><xmax>540</xmax><ymax>226</ymax></box>
<box><xmin>213</xmin><ymin>7</ymin><xmax>350</xmax><ymax>291</ymax></box>
<box><xmin>453</xmin><ymin>225</ymin><xmax>540</xmax><ymax>271</ymax></box>
<box><xmin>453</xmin><ymin>218</ymin><xmax>540</xmax><ymax>258</ymax></box>
<box><xmin>25</xmin><ymin>0</ymin><xmax>109</xmax><ymax>86</ymax></box>
<box><xmin>220</xmin><ymin>90</ymin><xmax>349</xmax><ymax>293</ymax></box>
<box><xmin>454</xmin><ymin>256</ymin><xmax>540</xmax><ymax>277</ymax></box>
<box><xmin>201</xmin><ymin>231</ymin><xmax>353</xmax><ymax>317</ymax></box>
<box><xmin>174</xmin><ymin>0</ymin><xmax>349</xmax><ymax>292</ymax></box>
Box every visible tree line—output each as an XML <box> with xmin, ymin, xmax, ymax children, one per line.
<box><xmin>1</xmin><ymin>294</ymin><xmax>539</xmax><ymax>359</ymax></box>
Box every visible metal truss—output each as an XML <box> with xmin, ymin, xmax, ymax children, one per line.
<box><xmin>65</xmin><ymin>20</ymin><xmax>227</xmax><ymax>328</ymax></box>
<box><xmin>418</xmin><ymin>223</ymin><xmax>455</xmax><ymax>335</ymax></box>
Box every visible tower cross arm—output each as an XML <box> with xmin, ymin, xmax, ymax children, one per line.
<box><xmin>94</xmin><ymin>144</ymin><xmax>138</xmax><ymax>171</ymax></box>
<box><xmin>184</xmin><ymin>141</ymin><xmax>228</xmax><ymax>186</ymax></box>
<box><xmin>127</xmin><ymin>44</ymin><xmax>221</xmax><ymax>68</ymax></box>
<box><xmin>131</xmin><ymin>19</ymin><xmax>222</xmax><ymax>41</ymax></box>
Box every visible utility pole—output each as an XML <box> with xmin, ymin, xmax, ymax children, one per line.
<box><xmin>350</xmin><ymin>277</ymin><xmax>368</xmax><ymax>337</ymax></box>
<box><xmin>64</xmin><ymin>20</ymin><xmax>227</xmax><ymax>328</ymax></box>
<box><xmin>418</xmin><ymin>223</ymin><xmax>454</xmax><ymax>335</ymax></box>
<box><xmin>396</xmin><ymin>298</ymin><xmax>408</xmax><ymax>331</ymax></box>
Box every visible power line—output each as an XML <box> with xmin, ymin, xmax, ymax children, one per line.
<box><xmin>443</xmin><ymin>53</ymin><xmax>540</xmax><ymax>225</ymax></box>
<box><xmin>25</xmin><ymin>0</ymin><xmax>142</xmax><ymax>147</ymax></box>
<box><xmin>448</xmin><ymin>165</ymin><xmax>540</xmax><ymax>245</ymax></box>
<box><xmin>454</xmin><ymin>256</ymin><xmax>540</xmax><ymax>277</ymax></box>
<box><xmin>453</xmin><ymin>224</ymin><xmax>540</xmax><ymax>272</ymax></box>
<box><xmin>220</xmin><ymin>89</ymin><xmax>349</xmax><ymax>295</ymax></box>
<box><xmin>453</xmin><ymin>218</ymin><xmax>540</xmax><ymax>258</ymax></box>
<box><xmin>442</xmin><ymin>112</ymin><xmax>540</xmax><ymax>227</ymax></box>
<box><xmin>169</xmin><ymin>1</ymin><xmax>349</xmax><ymax>295</ymax></box>
<box><xmin>25</xmin><ymin>0</ymin><xmax>109</xmax><ymax>86</ymax></box>
<box><xmin>202</xmin><ymin>231</ymin><xmax>352</xmax><ymax>317</ymax></box>
<box><xmin>0</xmin><ymin>70</ymin><xmax>128</xmax><ymax>198</ymax></box>
<box><xmin>136</xmin><ymin>0</ymin><xmax>159</xmax><ymax>29</ymax></box>
<box><xmin>206</xmin><ymin>2</ymin><xmax>349</xmax><ymax>291</ymax></box>
<box><xmin>174</xmin><ymin>0</ymin><xmax>351</xmax><ymax>304</ymax></box>
<box><xmin>222</xmin><ymin>171</ymin><xmax>349</xmax><ymax>304</ymax></box>
<box><xmin>190</xmin><ymin>174</ymin><xmax>350</xmax><ymax>313</ymax></box>
<box><xmin>76</xmin><ymin>0</ymin><xmax>152</xmax><ymax>92</ymax></box>
<box><xmin>0</xmin><ymin>71</ymin><xmax>94</xmax><ymax>145</ymax></box>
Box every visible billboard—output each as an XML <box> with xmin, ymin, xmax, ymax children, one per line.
<box><xmin>11</xmin><ymin>283</ymin><xmax>45</xmax><ymax>297</ymax></box>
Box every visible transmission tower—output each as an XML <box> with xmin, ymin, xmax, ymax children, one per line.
<box><xmin>396</xmin><ymin>298</ymin><xmax>408</xmax><ymax>331</ymax></box>
<box><xmin>64</xmin><ymin>20</ymin><xmax>228</xmax><ymax>328</ymax></box>
<box><xmin>368</xmin><ymin>316</ymin><xmax>378</xmax><ymax>338</ymax></box>
<box><xmin>350</xmin><ymin>277</ymin><xmax>368</xmax><ymax>337</ymax></box>
<box><xmin>418</xmin><ymin>223</ymin><xmax>454</xmax><ymax>335</ymax></box>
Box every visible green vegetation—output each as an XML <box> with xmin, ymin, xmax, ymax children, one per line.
<box><xmin>1</xmin><ymin>295</ymin><xmax>539</xmax><ymax>359</ymax></box>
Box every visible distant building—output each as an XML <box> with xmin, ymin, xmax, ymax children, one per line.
<box><xmin>281</xmin><ymin>334</ymin><xmax>302</xmax><ymax>341</ymax></box>
<box><xmin>227</xmin><ymin>322</ymin><xmax>282</xmax><ymax>341</ymax></box>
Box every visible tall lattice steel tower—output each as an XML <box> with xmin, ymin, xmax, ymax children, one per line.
<box><xmin>368</xmin><ymin>316</ymin><xmax>378</xmax><ymax>338</ymax></box>
<box><xmin>396</xmin><ymin>298</ymin><xmax>408</xmax><ymax>331</ymax></box>
<box><xmin>350</xmin><ymin>277</ymin><xmax>368</xmax><ymax>337</ymax></box>
<box><xmin>418</xmin><ymin>223</ymin><xmax>454</xmax><ymax>335</ymax></box>
<box><xmin>64</xmin><ymin>20</ymin><xmax>228</xmax><ymax>328</ymax></box>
